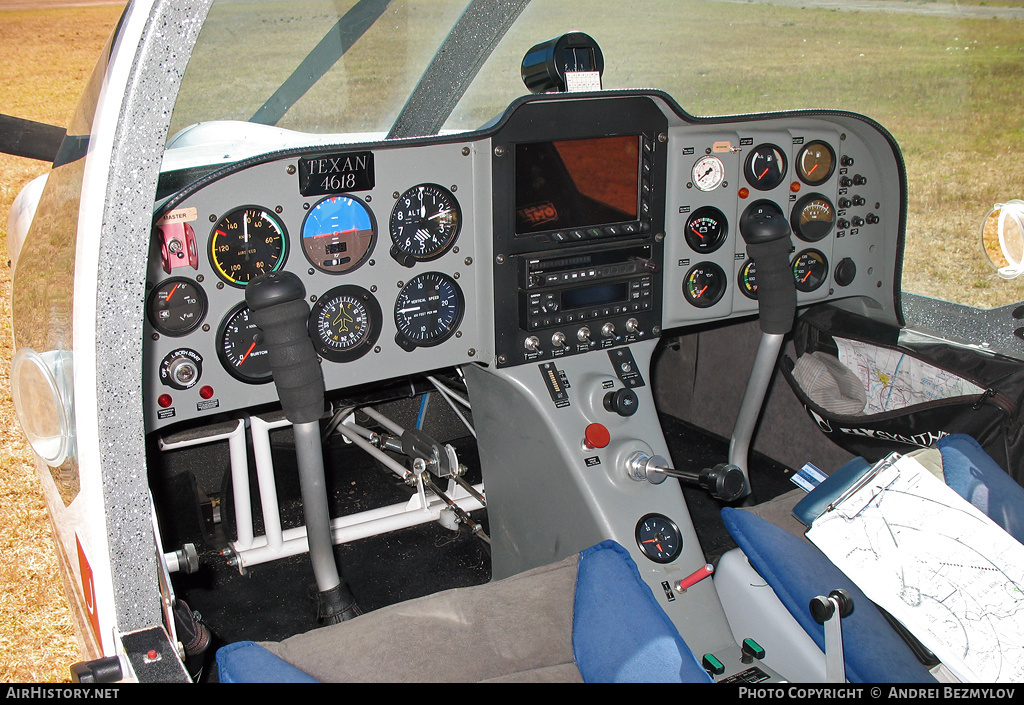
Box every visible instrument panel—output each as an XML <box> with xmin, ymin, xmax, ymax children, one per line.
<box><xmin>145</xmin><ymin>92</ymin><xmax>904</xmax><ymax>431</ymax></box>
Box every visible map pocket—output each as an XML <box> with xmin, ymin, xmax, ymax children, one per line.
<box><xmin>782</xmin><ymin>307</ymin><xmax>1023</xmax><ymax>483</ymax></box>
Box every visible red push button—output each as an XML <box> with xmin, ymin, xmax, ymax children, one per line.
<box><xmin>584</xmin><ymin>423</ymin><xmax>610</xmax><ymax>450</ymax></box>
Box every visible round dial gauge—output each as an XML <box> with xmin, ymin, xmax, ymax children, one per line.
<box><xmin>796</xmin><ymin>141</ymin><xmax>836</xmax><ymax>186</ymax></box>
<box><xmin>389</xmin><ymin>184</ymin><xmax>462</xmax><ymax>265</ymax></box>
<box><xmin>210</xmin><ymin>207</ymin><xmax>288</xmax><ymax>287</ymax></box>
<box><xmin>691</xmin><ymin>155</ymin><xmax>725</xmax><ymax>192</ymax></box>
<box><xmin>738</xmin><ymin>259</ymin><xmax>758</xmax><ymax>299</ymax></box>
<box><xmin>635</xmin><ymin>513</ymin><xmax>682</xmax><ymax>564</ymax></box>
<box><xmin>301</xmin><ymin>195</ymin><xmax>376</xmax><ymax>274</ymax></box>
<box><xmin>793</xmin><ymin>249</ymin><xmax>829</xmax><ymax>292</ymax></box>
<box><xmin>393</xmin><ymin>272</ymin><xmax>465</xmax><ymax>351</ymax></box>
<box><xmin>308</xmin><ymin>285</ymin><xmax>382</xmax><ymax>363</ymax></box>
<box><xmin>744</xmin><ymin>144</ymin><xmax>787</xmax><ymax>191</ymax></box>
<box><xmin>148</xmin><ymin>277</ymin><xmax>207</xmax><ymax>336</ymax></box>
<box><xmin>791</xmin><ymin>194</ymin><xmax>836</xmax><ymax>242</ymax></box>
<box><xmin>218</xmin><ymin>304</ymin><xmax>272</xmax><ymax>384</ymax></box>
<box><xmin>684</xmin><ymin>206</ymin><xmax>728</xmax><ymax>254</ymax></box>
<box><xmin>683</xmin><ymin>262</ymin><xmax>727</xmax><ymax>308</ymax></box>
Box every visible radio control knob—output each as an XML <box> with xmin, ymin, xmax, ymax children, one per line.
<box><xmin>551</xmin><ymin>332</ymin><xmax>567</xmax><ymax>348</ymax></box>
<box><xmin>524</xmin><ymin>336</ymin><xmax>541</xmax><ymax>352</ymax></box>
<box><xmin>601</xmin><ymin>322</ymin><xmax>616</xmax><ymax>338</ymax></box>
<box><xmin>625</xmin><ymin>317</ymin><xmax>639</xmax><ymax>333</ymax></box>
<box><xmin>577</xmin><ymin>326</ymin><xmax>592</xmax><ymax>343</ymax></box>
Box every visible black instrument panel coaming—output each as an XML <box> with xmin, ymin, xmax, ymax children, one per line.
<box><xmin>144</xmin><ymin>91</ymin><xmax>902</xmax><ymax>432</ymax></box>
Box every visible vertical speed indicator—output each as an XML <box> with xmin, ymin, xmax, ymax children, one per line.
<box><xmin>393</xmin><ymin>272</ymin><xmax>465</xmax><ymax>351</ymax></box>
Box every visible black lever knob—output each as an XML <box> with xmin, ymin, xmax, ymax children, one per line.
<box><xmin>603</xmin><ymin>388</ymin><xmax>639</xmax><ymax>417</ymax></box>
<box><xmin>245</xmin><ymin>272</ymin><xmax>325</xmax><ymax>424</ymax></box>
<box><xmin>739</xmin><ymin>200</ymin><xmax>797</xmax><ymax>335</ymax></box>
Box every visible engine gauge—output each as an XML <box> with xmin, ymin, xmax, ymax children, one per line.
<box><xmin>301</xmin><ymin>195</ymin><xmax>376</xmax><ymax>274</ymax></box>
<box><xmin>796</xmin><ymin>141</ymin><xmax>836</xmax><ymax>186</ymax></box>
<box><xmin>791</xmin><ymin>194</ymin><xmax>836</xmax><ymax>242</ymax></box>
<box><xmin>683</xmin><ymin>262</ymin><xmax>727</xmax><ymax>308</ymax></box>
<box><xmin>389</xmin><ymin>184</ymin><xmax>462</xmax><ymax>266</ymax></box>
<box><xmin>308</xmin><ymin>285</ymin><xmax>382</xmax><ymax>363</ymax></box>
<box><xmin>738</xmin><ymin>259</ymin><xmax>758</xmax><ymax>299</ymax></box>
<box><xmin>635</xmin><ymin>513</ymin><xmax>682</xmax><ymax>564</ymax></box>
<box><xmin>209</xmin><ymin>207</ymin><xmax>288</xmax><ymax>287</ymax></box>
<box><xmin>684</xmin><ymin>206</ymin><xmax>728</xmax><ymax>254</ymax></box>
<box><xmin>148</xmin><ymin>277</ymin><xmax>207</xmax><ymax>336</ymax></box>
<box><xmin>691</xmin><ymin>155</ymin><xmax>725</xmax><ymax>192</ymax></box>
<box><xmin>743</xmin><ymin>143</ymin><xmax>787</xmax><ymax>191</ymax></box>
<box><xmin>792</xmin><ymin>249</ymin><xmax>829</xmax><ymax>292</ymax></box>
<box><xmin>218</xmin><ymin>303</ymin><xmax>272</xmax><ymax>384</ymax></box>
<box><xmin>393</xmin><ymin>272</ymin><xmax>465</xmax><ymax>351</ymax></box>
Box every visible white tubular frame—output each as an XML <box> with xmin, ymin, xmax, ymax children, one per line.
<box><xmin>159</xmin><ymin>414</ymin><xmax>485</xmax><ymax>571</ymax></box>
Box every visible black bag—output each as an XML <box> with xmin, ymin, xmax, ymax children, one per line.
<box><xmin>782</xmin><ymin>306</ymin><xmax>1024</xmax><ymax>485</ymax></box>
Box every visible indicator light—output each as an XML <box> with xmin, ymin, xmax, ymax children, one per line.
<box><xmin>199</xmin><ymin>385</ymin><xmax>214</xmax><ymax>400</ymax></box>
<box><xmin>790</xmin><ymin>181</ymin><xmax>801</xmax><ymax>193</ymax></box>
<box><xmin>738</xmin><ymin>187</ymin><xmax>749</xmax><ymax>199</ymax></box>
<box><xmin>158</xmin><ymin>394</ymin><xmax>173</xmax><ymax>408</ymax></box>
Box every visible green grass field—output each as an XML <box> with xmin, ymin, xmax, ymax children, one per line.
<box><xmin>1</xmin><ymin>0</ymin><xmax>1023</xmax><ymax>683</ymax></box>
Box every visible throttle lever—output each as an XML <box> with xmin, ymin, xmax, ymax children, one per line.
<box><xmin>626</xmin><ymin>451</ymin><xmax>746</xmax><ymax>502</ymax></box>
<box><xmin>247</xmin><ymin>271</ymin><xmax>360</xmax><ymax>623</ymax></box>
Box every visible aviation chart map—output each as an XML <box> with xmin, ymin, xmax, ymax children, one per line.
<box><xmin>806</xmin><ymin>455</ymin><xmax>1024</xmax><ymax>682</ymax></box>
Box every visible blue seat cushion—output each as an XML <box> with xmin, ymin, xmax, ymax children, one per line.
<box><xmin>721</xmin><ymin>507</ymin><xmax>935</xmax><ymax>683</ymax></box>
<box><xmin>216</xmin><ymin>640</ymin><xmax>318</xmax><ymax>683</ymax></box>
<box><xmin>572</xmin><ymin>540</ymin><xmax>711</xmax><ymax>683</ymax></box>
<box><xmin>938</xmin><ymin>433</ymin><xmax>1024</xmax><ymax>544</ymax></box>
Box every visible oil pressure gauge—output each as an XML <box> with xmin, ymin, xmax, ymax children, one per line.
<box><xmin>691</xmin><ymin>155</ymin><xmax>725</xmax><ymax>192</ymax></box>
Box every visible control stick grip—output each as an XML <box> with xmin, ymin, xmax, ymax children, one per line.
<box><xmin>245</xmin><ymin>272</ymin><xmax>325</xmax><ymax>424</ymax></box>
<box><xmin>746</xmin><ymin>237</ymin><xmax>797</xmax><ymax>335</ymax></box>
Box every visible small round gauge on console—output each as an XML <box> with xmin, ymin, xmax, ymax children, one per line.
<box><xmin>301</xmin><ymin>195</ymin><xmax>377</xmax><ymax>274</ymax></box>
<box><xmin>793</xmin><ymin>249</ymin><xmax>829</xmax><ymax>292</ymax></box>
<box><xmin>635</xmin><ymin>513</ymin><xmax>682</xmax><ymax>564</ymax></box>
<box><xmin>691</xmin><ymin>155</ymin><xmax>725</xmax><ymax>192</ymax></box>
<box><xmin>743</xmin><ymin>144</ymin><xmax>787</xmax><ymax>191</ymax></box>
<box><xmin>738</xmin><ymin>259</ymin><xmax>758</xmax><ymax>299</ymax></box>
<box><xmin>791</xmin><ymin>194</ymin><xmax>836</xmax><ymax>242</ymax></box>
<box><xmin>218</xmin><ymin>303</ymin><xmax>273</xmax><ymax>384</ymax></box>
<box><xmin>683</xmin><ymin>262</ymin><xmax>727</xmax><ymax>308</ymax></box>
<box><xmin>148</xmin><ymin>277</ymin><xmax>207</xmax><ymax>336</ymax></box>
<box><xmin>308</xmin><ymin>285</ymin><xmax>382</xmax><ymax>363</ymax></box>
<box><xmin>389</xmin><ymin>184</ymin><xmax>462</xmax><ymax>266</ymax></box>
<box><xmin>796</xmin><ymin>141</ymin><xmax>836</xmax><ymax>186</ymax></box>
<box><xmin>393</xmin><ymin>272</ymin><xmax>465</xmax><ymax>351</ymax></box>
<box><xmin>684</xmin><ymin>206</ymin><xmax>728</xmax><ymax>254</ymax></box>
<box><xmin>209</xmin><ymin>206</ymin><xmax>288</xmax><ymax>287</ymax></box>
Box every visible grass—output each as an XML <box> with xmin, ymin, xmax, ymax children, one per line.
<box><xmin>0</xmin><ymin>4</ymin><xmax>125</xmax><ymax>683</ymax></box>
<box><xmin>1</xmin><ymin>0</ymin><xmax>1022</xmax><ymax>683</ymax></box>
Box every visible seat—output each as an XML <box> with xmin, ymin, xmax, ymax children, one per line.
<box><xmin>720</xmin><ymin>433</ymin><xmax>1024</xmax><ymax>683</ymax></box>
<box><xmin>216</xmin><ymin>540</ymin><xmax>712</xmax><ymax>683</ymax></box>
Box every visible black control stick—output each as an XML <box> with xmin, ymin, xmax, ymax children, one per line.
<box><xmin>246</xmin><ymin>271</ymin><xmax>360</xmax><ymax>623</ymax></box>
<box><xmin>729</xmin><ymin>200</ymin><xmax>798</xmax><ymax>499</ymax></box>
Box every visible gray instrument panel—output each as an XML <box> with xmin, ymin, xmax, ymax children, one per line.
<box><xmin>144</xmin><ymin>92</ymin><xmax>902</xmax><ymax>431</ymax></box>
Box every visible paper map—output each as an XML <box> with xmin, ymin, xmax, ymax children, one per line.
<box><xmin>806</xmin><ymin>455</ymin><xmax>1024</xmax><ymax>682</ymax></box>
<box><xmin>833</xmin><ymin>338</ymin><xmax>984</xmax><ymax>415</ymax></box>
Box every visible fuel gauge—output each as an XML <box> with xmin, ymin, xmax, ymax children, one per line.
<box><xmin>683</xmin><ymin>262</ymin><xmax>727</xmax><ymax>308</ymax></box>
<box><xmin>796</xmin><ymin>141</ymin><xmax>836</xmax><ymax>186</ymax></box>
<box><xmin>744</xmin><ymin>143</ymin><xmax>787</xmax><ymax>191</ymax></box>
